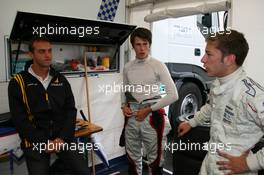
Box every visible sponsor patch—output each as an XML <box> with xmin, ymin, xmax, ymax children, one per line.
<box><xmin>54</xmin><ymin>78</ymin><xmax>59</xmax><ymax>83</ymax></box>
<box><xmin>50</xmin><ymin>83</ymin><xmax>63</xmax><ymax>87</ymax></box>
<box><xmin>27</xmin><ymin>83</ymin><xmax>38</xmax><ymax>87</ymax></box>
<box><xmin>242</xmin><ymin>79</ymin><xmax>256</xmax><ymax>97</ymax></box>
<box><xmin>257</xmin><ymin>101</ymin><xmax>264</xmax><ymax>111</ymax></box>
<box><xmin>50</xmin><ymin>78</ymin><xmax>63</xmax><ymax>86</ymax></box>
<box><xmin>223</xmin><ymin>105</ymin><xmax>234</xmax><ymax>124</ymax></box>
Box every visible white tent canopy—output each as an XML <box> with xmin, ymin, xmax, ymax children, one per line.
<box><xmin>143</xmin><ymin>0</ymin><xmax>231</xmax><ymax>22</ymax></box>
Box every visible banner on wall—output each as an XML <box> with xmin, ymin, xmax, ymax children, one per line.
<box><xmin>97</xmin><ymin>0</ymin><xmax>120</xmax><ymax>21</ymax></box>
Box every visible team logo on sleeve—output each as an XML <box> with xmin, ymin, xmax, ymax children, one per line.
<box><xmin>242</xmin><ymin>79</ymin><xmax>256</xmax><ymax>97</ymax></box>
<box><xmin>243</xmin><ymin>78</ymin><xmax>264</xmax><ymax>97</ymax></box>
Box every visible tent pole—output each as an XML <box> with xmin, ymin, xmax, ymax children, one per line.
<box><xmin>83</xmin><ymin>48</ymin><xmax>96</xmax><ymax>175</ymax></box>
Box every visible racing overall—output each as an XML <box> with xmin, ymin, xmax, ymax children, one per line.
<box><xmin>189</xmin><ymin>68</ymin><xmax>264</xmax><ymax>175</ymax></box>
<box><xmin>122</xmin><ymin>56</ymin><xmax>178</xmax><ymax>174</ymax></box>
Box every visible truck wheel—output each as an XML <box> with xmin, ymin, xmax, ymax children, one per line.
<box><xmin>169</xmin><ymin>82</ymin><xmax>203</xmax><ymax>134</ymax></box>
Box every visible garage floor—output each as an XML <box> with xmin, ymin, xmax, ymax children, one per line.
<box><xmin>0</xmin><ymin>158</ymin><xmax>27</xmax><ymax>175</ymax></box>
<box><xmin>119</xmin><ymin>142</ymin><xmax>174</xmax><ymax>175</ymax></box>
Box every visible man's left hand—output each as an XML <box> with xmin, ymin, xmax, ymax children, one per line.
<box><xmin>217</xmin><ymin>150</ymin><xmax>250</xmax><ymax>175</ymax></box>
<box><xmin>135</xmin><ymin>107</ymin><xmax>152</xmax><ymax>121</ymax></box>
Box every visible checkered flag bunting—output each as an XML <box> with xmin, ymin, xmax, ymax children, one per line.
<box><xmin>97</xmin><ymin>0</ymin><xmax>120</xmax><ymax>21</ymax></box>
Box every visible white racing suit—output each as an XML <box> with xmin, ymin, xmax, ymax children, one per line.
<box><xmin>125</xmin><ymin>107</ymin><xmax>171</xmax><ymax>175</ymax></box>
<box><xmin>122</xmin><ymin>56</ymin><xmax>178</xmax><ymax>175</ymax></box>
<box><xmin>189</xmin><ymin>68</ymin><xmax>264</xmax><ymax>175</ymax></box>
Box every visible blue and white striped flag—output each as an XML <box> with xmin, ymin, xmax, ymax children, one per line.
<box><xmin>97</xmin><ymin>0</ymin><xmax>120</xmax><ymax>21</ymax></box>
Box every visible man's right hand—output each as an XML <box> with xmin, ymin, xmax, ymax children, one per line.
<box><xmin>177</xmin><ymin>122</ymin><xmax>192</xmax><ymax>137</ymax></box>
<box><xmin>122</xmin><ymin>106</ymin><xmax>133</xmax><ymax>117</ymax></box>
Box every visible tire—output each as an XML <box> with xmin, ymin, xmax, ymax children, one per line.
<box><xmin>169</xmin><ymin>82</ymin><xmax>203</xmax><ymax>136</ymax></box>
<box><xmin>169</xmin><ymin>83</ymin><xmax>209</xmax><ymax>174</ymax></box>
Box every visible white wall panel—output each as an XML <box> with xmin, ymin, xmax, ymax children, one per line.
<box><xmin>231</xmin><ymin>0</ymin><xmax>264</xmax><ymax>85</ymax></box>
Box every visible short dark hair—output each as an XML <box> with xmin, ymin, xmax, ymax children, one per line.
<box><xmin>28</xmin><ymin>37</ymin><xmax>50</xmax><ymax>52</ymax></box>
<box><xmin>206</xmin><ymin>30</ymin><xmax>249</xmax><ymax>66</ymax></box>
<box><xmin>130</xmin><ymin>27</ymin><xmax>152</xmax><ymax>47</ymax></box>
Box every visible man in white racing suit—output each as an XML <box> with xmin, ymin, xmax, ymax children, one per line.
<box><xmin>121</xmin><ymin>27</ymin><xmax>178</xmax><ymax>175</ymax></box>
<box><xmin>178</xmin><ymin>30</ymin><xmax>264</xmax><ymax>175</ymax></box>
